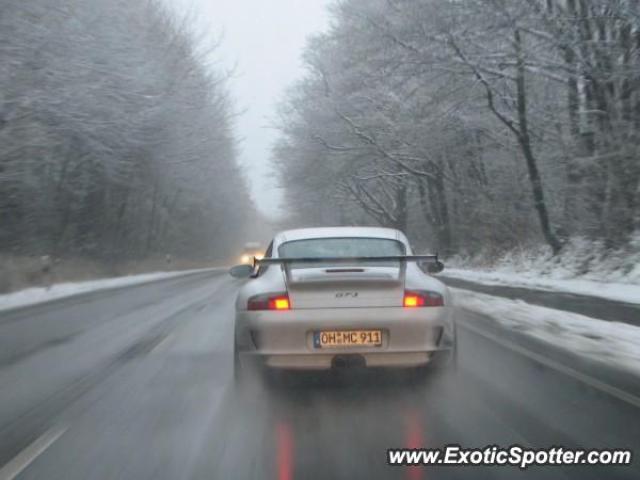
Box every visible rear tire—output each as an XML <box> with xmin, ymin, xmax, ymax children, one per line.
<box><xmin>434</xmin><ymin>321</ymin><xmax>458</xmax><ymax>371</ymax></box>
<box><xmin>413</xmin><ymin>328</ymin><xmax>458</xmax><ymax>383</ymax></box>
<box><xmin>429</xmin><ymin>348</ymin><xmax>457</xmax><ymax>371</ymax></box>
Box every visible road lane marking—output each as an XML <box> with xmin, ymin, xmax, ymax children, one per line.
<box><xmin>459</xmin><ymin>319</ymin><xmax>640</xmax><ymax>410</ymax></box>
<box><xmin>151</xmin><ymin>333</ymin><xmax>174</xmax><ymax>354</ymax></box>
<box><xmin>0</xmin><ymin>425</ymin><xmax>68</xmax><ymax>480</ymax></box>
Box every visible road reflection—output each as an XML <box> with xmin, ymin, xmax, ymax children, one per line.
<box><xmin>276</xmin><ymin>421</ymin><xmax>294</xmax><ymax>480</ymax></box>
<box><xmin>256</xmin><ymin>369</ymin><xmax>444</xmax><ymax>480</ymax></box>
<box><xmin>404</xmin><ymin>408</ymin><xmax>426</xmax><ymax>480</ymax></box>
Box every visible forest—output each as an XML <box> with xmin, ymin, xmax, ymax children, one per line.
<box><xmin>274</xmin><ymin>0</ymin><xmax>640</xmax><ymax>261</ymax></box>
<box><xmin>0</xmin><ymin>0</ymin><xmax>255</xmax><ymax>288</ymax></box>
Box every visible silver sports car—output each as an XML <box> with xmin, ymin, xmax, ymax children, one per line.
<box><xmin>229</xmin><ymin>227</ymin><xmax>456</xmax><ymax>379</ymax></box>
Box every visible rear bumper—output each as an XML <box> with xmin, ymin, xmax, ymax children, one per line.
<box><xmin>260</xmin><ymin>352</ymin><xmax>434</xmax><ymax>369</ymax></box>
<box><xmin>235</xmin><ymin>306</ymin><xmax>455</xmax><ymax>370</ymax></box>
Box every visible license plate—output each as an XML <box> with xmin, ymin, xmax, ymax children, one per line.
<box><xmin>313</xmin><ymin>330</ymin><xmax>382</xmax><ymax>348</ymax></box>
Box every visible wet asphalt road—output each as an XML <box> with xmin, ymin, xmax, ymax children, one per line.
<box><xmin>0</xmin><ymin>272</ymin><xmax>638</xmax><ymax>479</ymax></box>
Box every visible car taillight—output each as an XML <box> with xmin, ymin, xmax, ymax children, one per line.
<box><xmin>247</xmin><ymin>292</ymin><xmax>290</xmax><ymax>311</ymax></box>
<box><xmin>271</xmin><ymin>296</ymin><xmax>290</xmax><ymax>310</ymax></box>
<box><xmin>403</xmin><ymin>290</ymin><xmax>444</xmax><ymax>307</ymax></box>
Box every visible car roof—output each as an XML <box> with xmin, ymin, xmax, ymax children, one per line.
<box><xmin>276</xmin><ymin>226</ymin><xmax>405</xmax><ymax>243</ymax></box>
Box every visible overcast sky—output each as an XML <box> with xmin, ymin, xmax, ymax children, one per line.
<box><xmin>166</xmin><ymin>0</ymin><xmax>333</xmax><ymax>219</ymax></box>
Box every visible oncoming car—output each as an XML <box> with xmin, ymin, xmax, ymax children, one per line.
<box><xmin>239</xmin><ymin>241</ymin><xmax>264</xmax><ymax>264</ymax></box>
<box><xmin>229</xmin><ymin>227</ymin><xmax>456</xmax><ymax>380</ymax></box>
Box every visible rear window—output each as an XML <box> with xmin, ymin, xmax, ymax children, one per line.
<box><xmin>278</xmin><ymin>237</ymin><xmax>405</xmax><ymax>258</ymax></box>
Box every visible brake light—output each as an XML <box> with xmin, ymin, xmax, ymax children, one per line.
<box><xmin>403</xmin><ymin>290</ymin><xmax>444</xmax><ymax>307</ymax></box>
<box><xmin>247</xmin><ymin>292</ymin><xmax>291</xmax><ymax>311</ymax></box>
<box><xmin>403</xmin><ymin>294</ymin><xmax>424</xmax><ymax>307</ymax></box>
<box><xmin>271</xmin><ymin>297</ymin><xmax>290</xmax><ymax>310</ymax></box>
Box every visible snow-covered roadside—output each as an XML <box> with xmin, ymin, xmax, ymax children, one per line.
<box><xmin>443</xmin><ymin>268</ymin><xmax>640</xmax><ymax>305</ymax></box>
<box><xmin>453</xmin><ymin>288</ymin><xmax>640</xmax><ymax>376</ymax></box>
<box><xmin>0</xmin><ymin>268</ymin><xmax>221</xmax><ymax>312</ymax></box>
<box><xmin>440</xmin><ymin>235</ymin><xmax>640</xmax><ymax>304</ymax></box>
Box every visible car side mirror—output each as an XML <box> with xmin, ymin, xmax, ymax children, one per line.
<box><xmin>229</xmin><ymin>264</ymin><xmax>254</xmax><ymax>278</ymax></box>
<box><xmin>426</xmin><ymin>261</ymin><xmax>444</xmax><ymax>274</ymax></box>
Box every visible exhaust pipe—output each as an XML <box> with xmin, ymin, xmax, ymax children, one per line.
<box><xmin>332</xmin><ymin>355</ymin><xmax>365</xmax><ymax>369</ymax></box>
<box><xmin>333</xmin><ymin>356</ymin><xmax>347</xmax><ymax>368</ymax></box>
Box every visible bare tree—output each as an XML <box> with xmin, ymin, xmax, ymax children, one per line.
<box><xmin>273</xmin><ymin>0</ymin><xmax>640</xmax><ymax>256</ymax></box>
<box><xmin>0</xmin><ymin>0</ymin><xmax>254</xmax><ymax>270</ymax></box>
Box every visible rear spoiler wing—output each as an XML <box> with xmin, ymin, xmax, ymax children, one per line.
<box><xmin>253</xmin><ymin>254</ymin><xmax>439</xmax><ymax>267</ymax></box>
<box><xmin>253</xmin><ymin>254</ymin><xmax>443</xmax><ymax>283</ymax></box>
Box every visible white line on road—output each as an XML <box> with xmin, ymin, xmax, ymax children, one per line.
<box><xmin>459</xmin><ymin>319</ymin><xmax>640</xmax><ymax>410</ymax></box>
<box><xmin>0</xmin><ymin>425</ymin><xmax>68</xmax><ymax>480</ymax></box>
<box><xmin>151</xmin><ymin>333</ymin><xmax>174</xmax><ymax>354</ymax></box>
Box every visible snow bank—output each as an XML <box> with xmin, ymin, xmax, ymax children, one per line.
<box><xmin>443</xmin><ymin>268</ymin><xmax>640</xmax><ymax>304</ymax></box>
<box><xmin>453</xmin><ymin>288</ymin><xmax>640</xmax><ymax>376</ymax></box>
<box><xmin>444</xmin><ymin>235</ymin><xmax>640</xmax><ymax>304</ymax></box>
<box><xmin>0</xmin><ymin>268</ymin><xmax>220</xmax><ymax>312</ymax></box>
